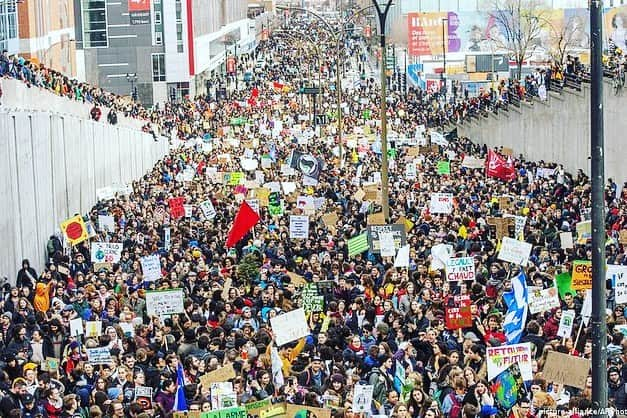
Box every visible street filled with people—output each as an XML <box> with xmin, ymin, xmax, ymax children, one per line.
<box><xmin>1</xmin><ymin>11</ymin><xmax>627</xmax><ymax>418</ymax></box>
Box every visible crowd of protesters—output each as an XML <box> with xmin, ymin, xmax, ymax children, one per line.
<box><xmin>0</xmin><ymin>12</ymin><xmax>626</xmax><ymax>418</ymax></box>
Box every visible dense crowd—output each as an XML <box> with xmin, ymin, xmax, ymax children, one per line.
<box><xmin>1</xmin><ymin>14</ymin><xmax>626</xmax><ymax>418</ymax></box>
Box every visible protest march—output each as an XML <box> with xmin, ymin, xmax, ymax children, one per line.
<box><xmin>0</xmin><ymin>6</ymin><xmax>626</xmax><ymax>418</ymax></box>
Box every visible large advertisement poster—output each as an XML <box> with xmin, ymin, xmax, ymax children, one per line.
<box><xmin>406</xmin><ymin>8</ymin><xmax>593</xmax><ymax>58</ymax></box>
<box><xmin>606</xmin><ymin>6</ymin><xmax>627</xmax><ymax>52</ymax></box>
<box><xmin>129</xmin><ymin>0</ymin><xmax>151</xmax><ymax>25</ymax></box>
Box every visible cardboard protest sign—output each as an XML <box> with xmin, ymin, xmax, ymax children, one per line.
<box><xmin>86</xmin><ymin>347</ymin><xmax>113</xmax><ymax>365</ymax></box>
<box><xmin>497</xmin><ymin>237</ymin><xmax>532</xmax><ymax>265</ymax></box>
<box><xmin>199</xmin><ymin>363</ymin><xmax>236</xmax><ymax>389</ymax></box>
<box><xmin>146</xmin><ymin>289</ymin><xmax>184</xmax><ymax>317</ymax></box>
<box><xmin>363</xmin><ymin>186</ymin><xmax>382</xmax><ymax>202</ymax></box>
<box><xmin>560</xmin><ymin>232</ymin><xmax>574</xmax><ymax>249</ymax></box>
<box><xmin>528</xmin><ymin>286</ymin><xmax>560</xmax><ymax>314</ymax></box>
<box><xmin>486</xmin><ymin>343</ymin><xmax>533</xmax><ymax>381</ymax></box>
<box><xmin>461</xmin><ymin>155</ymin><xmax>485</xmax><ymax>169</ymax></box>
<box><xmin>429</xmin><ymin>193</ymin><xmax>454</xmax><ymax>214</ymax></box>
<box><xmin>289</xmin><ymin>215</ymin><xmax>309</xmax><ymax>239</ymax></box>
<box><xmin>352</xmin><ymin>384</ymin><xmax>375</xmax><ymax>413</ymax></box>
<box><xmin>367</xmin><ymin>212</ymin><xmax>386</xmax><ymax>225</ymax></box>
<box><xmin>270</xmin><ymin>308</ymin><xmax>309</xmax><ymax>346</ymax></box>
<box><xmin>140</xmin><ymin>255</ymin><xmax>162</xmax><ymax>282</ymax></box>
<box><xmin>557</xmin><ymin>310</ymin><xmax>575</xmax><ymax>338</ymax></box>
<box><xmin>367</xmin><ymin>224</ymin><xmax>407</xmax><ymax>254</ymax></box>
<box><xmin>486</xmin><ymin>216</ymin><xmax>515</xmax><ymax>240</ymax></box>
<box><xmin>498</xmin><ymin>196</ymin><xmax>514</xmax><ymax>213</ymax></box>
<box><xmin>621</xmin><ymin>230</ymin><xmax>627</xmax><ymax>245</ymax></box>
<box><xmin>501</xmin><ymin>147</ymin><xmax>513</xmax><ymax>156</ymax></box>
<box><xmin>286</xmin><ymin>271</ymin><xmax>308</xmax><ymax>286</ymax></box>
<box><xmin>92</xmin><ymin>262</ymin><xmax>112</xmax><ymax>273</ymax></box>
<box><xmin>542</xmin><ymin>351</ymin><xmax>590</xmax><ymax>389</ymax></box>
<box><xmin>445</xmin><ymin>257</ymin><xmax>475</xmax><ymax>282</ymax></box>
<box><xmin>571</xmin><ymin>260</ymin><xmax>592</xmax><ymax>290</ymax></box>
<box><xmin>91</xmin><ymin>242</ymin><xmax>123</xmax><ymax>264</ymax></box>
<box><xmin>445</xmin><ymin>295</ymin><xmax>472</xmax><ymax>330</ymax></box>
<box><xmin>285</xmin><ymin>404</ymin><xmax>331</xmax><ymax>418</ymax></box>
<box><xmin>321</xmin><ymin>212</ymin><xmax>339</xmax><ymax>231</ymax></box>
<box><xmin>60</xmin><ymin>215</ymin><xmax>89</xmax><ymax>246</ymax></box>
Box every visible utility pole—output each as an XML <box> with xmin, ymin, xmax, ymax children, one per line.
<box><xmin>441</xmin><ymin>17</ymin><xmax>448</xmax><ymax>97</ymax></box>
<box><xmin>371</xmin><ymin>0</ymin><xmax>393</xmax><ymax>221</ymax></box>
<box><xmin>590</xmin><ymin>0</ymin><xmax>607</xmax><ymax>416</ymax></box>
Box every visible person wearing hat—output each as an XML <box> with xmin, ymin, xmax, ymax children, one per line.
<box><xmin>297</xmin><ymin>355</ymin><xmax>328</xmax><ymax>394</ymax></box>
<box><xmin>22</xmin><ymin>392</ymin><xmax>45</xmax><ymax>417</ymax></box>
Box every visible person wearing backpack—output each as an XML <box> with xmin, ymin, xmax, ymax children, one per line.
<box><xmin>442</xmin><ymin>376</ymin><xmax>467</xmax><ymax>418</ymax></box>
<box><xmin>368</xmin><ymin>356</ymin><xmax>394</xmax><ymax>412</ymax></box>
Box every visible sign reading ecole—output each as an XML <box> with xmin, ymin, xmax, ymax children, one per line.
<box><xmin>445</xmin><ymin>257</ymin><xmax>475</xmax><ymax>281</ymax></box>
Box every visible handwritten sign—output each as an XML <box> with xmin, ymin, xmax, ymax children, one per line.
<box><xmin>203</xmin><ymin>406</ymin><xmax>246</xmax><ymax>418</ymax></box>
<box><xmin>542</xmin><ymin>351</ymin><xmax>590</xmax><ymax>389</ymax></box>
<box><xmin>557</xmin><ymin>309</ymin><xmax>575</xmax><ymax>338</ymax></box>
<box><xmin>528</xmin><ymin>287</ymin><xmax>560</xmax><ymax>314</ymax></box>
<box><xmin>487</xmin><ymin>216</ymin><xmax>515</xmax><ymax>240</ymax></box>
<box><xmin>199</xmin><ymin>200</ymin><xmax>217</xmax><ymax>219</ymax></box>
<box><xmin>497</xmin><ymin>237</ymin><xmax>532</xmax><ymax>265</ymax></box>
<box><xmin>572</xmin><ymin>260</ymin><xmax>592</xmax><ymax>290</ymax></box>
<box><xmin>199</xmin><ymin>363</ymin><xmax>236</xmax><ymax>389</ymax></box>
<box><xmin>352</xmin><ymin>384</ymin><xmax>374</xmax><ymax>413</ymax></box>
<box><xmin>146</xmin><ymin>289</ymin><xmax>184</xmax><ymax>317</ymax></box>
<box><xmin>486</xmin><ymin>343</ymin><xmax>532</xmax><ymax>381</ymax></box>
<box><xmin>445</xmin><ymin>257</ymin><xmax>475</xmax><ymax>282</ymax></box>
<box><xmin>367</xmin><ymin>224</ymin><xmax>407</xmax><ymax>254</ymax></box>
<box><xmin>445</xmin><ymin>295</ymin><xmax>472</xmax><ymax>330</ymax></box>
<box><xmin>91</xmin><ymin>242</ymin><xmax>123</xmax><ymax>264</ymax></box>
<box><xmin>609</xmin><ymin>265</ymin><xmax>627</xmax><ymax>304</ymax></box>
<box><xmin>245</xmin><ymin>398</ymin><xmax>287</xmax><ymax>418</ymax></box>
<box><xmin>140</xmin><ymin>255</ymin><xmax>162</xmax><ymax>282</ymax></box>
<box><xmin>270</xmin><ymin>308</ymin><xmax>309</xmax><ymax>346</ymax></box>
<box><xmin>86</xmin><ymin>347</ymin><xmax>113</xmax><ymax>365</ymax></box>
<box><xmin>289</xmin><ymin>215</ymin><xmax>309</xmax><ymax>239</ymax></box>
<box><xmin>429</xmin><ymin>193</ymin><xmax>454</xmax><ymax>214</ymax></box>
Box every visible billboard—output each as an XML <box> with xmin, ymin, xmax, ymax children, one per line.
<box><xmin>605</xmin><ymin>6</ymin><xmax>627</xmax><ymax>52</ymax></box>
<box><xmin>129</xmin><ymin>0</ymin><xmax>151</xmax><ymax>25</ymax></box>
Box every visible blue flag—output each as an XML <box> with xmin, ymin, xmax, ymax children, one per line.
<box><xmin>174</xmin><ymin>363</ymin><xmax>188</xmax><ymax>411</ymax></box>
<box><xmin>503</xmin><ymin>270</ymin><xmax>528</xmax><ymax>344</ymax></box>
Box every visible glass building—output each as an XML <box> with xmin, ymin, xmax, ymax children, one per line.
<box><xmin>0</xmin><ymin>0</ymin><xmax>18</xmax><ymax>54</ymax></box>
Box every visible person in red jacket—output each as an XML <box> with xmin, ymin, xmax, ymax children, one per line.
<box><xmin>543</xmin><ymin>308</ymin><xmax>562</xmax><ymax>341</ymax></box>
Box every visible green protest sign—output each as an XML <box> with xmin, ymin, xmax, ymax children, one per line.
<box><xmin>437</xmin><ymin>161</ymin><xmax>451</xmax><ymax>175</ymax></box>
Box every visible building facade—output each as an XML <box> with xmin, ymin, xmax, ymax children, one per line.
<box><xmin>17</xmin><ymin>0</ymin><xmax>76</xmax><ymax>76</ymax></box>
<box><xmin>0</xmin><ymin>0</ymin><xmax>19</xmax><ymax>55</ymax></box>
<box><xmin>73</xmin><ymin>0</ymin><xmax>251</xmax><ymax>105</ymax></box>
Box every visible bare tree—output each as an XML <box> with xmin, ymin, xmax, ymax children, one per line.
<box><xmin>486</xmin><ymin>0</ymin><xmax>548</xmax><ymax>79</ymax></box>
<box><xmin>548</xmin><ymin>15</ymin><xmax>589</xmax><ymax>68</ymax></box>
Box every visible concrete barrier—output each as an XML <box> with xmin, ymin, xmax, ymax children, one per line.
<box><xmin>0</xmin><ymin>78</ymin><xmax>146</xmax><ymax>131</ymax></box>
<box><xmin>457</xmin><ymin>81</ymin><xmax>627</xmax><ymax>184</ymax></box>
<box><xmin>0</xmin><ymin>109</ymin><xmax>169</xmax><ymax>283</ymax></box>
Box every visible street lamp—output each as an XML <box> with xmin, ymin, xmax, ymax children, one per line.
<box><xmin>441</xmin><ymin>17</ymin><xmax>448</xmax><ymax>97</ymax></box>
<box><xmin>126</xmin><ymin>73</ymin><xmax>138</xmax><ymax>101</ymax></box>
<box><xmin>371</xmin><ymin>0</ymin><xmax>393</xmax><ymax>221</ymax></box>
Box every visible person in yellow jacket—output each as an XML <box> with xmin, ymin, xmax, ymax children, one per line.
<box><xmin>265</xmin><ymin>337</ymin><xmax>306</xmax><ymax>377</ymax></box>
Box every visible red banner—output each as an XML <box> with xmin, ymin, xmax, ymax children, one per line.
<box><xmin>128</xmin><ymin>0</ymin><xmax>150</xmax><ymax>12</ymax></box>
<box><xmin>486</xmin><ymin>149</ymin><xmax>516</xmax><ymax>181</ymax></box>
<box><xmin>445</xmin><ymin>295</ymin><xmax>472</xmax><ymax>330</ymax></box>
<box><xmin>168</xmin><ymin>197</ymin><xmax>186</xmax><ymax>220</ymax></box>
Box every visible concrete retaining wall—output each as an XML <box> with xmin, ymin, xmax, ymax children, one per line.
<box><xmin>0</xmin><ymin>110</ymin><xmax>169</xmax><ymax>283</ymax></box>
<box><xmin>457</xmin><ymin>80</ymin><xmax>627</xmax><ymax>184</ymax></box>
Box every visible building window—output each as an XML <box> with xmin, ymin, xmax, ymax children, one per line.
<box><xmin>152</xmin><ymin>53</ymin><xmax>166</xmax><ymax>81</ymax></box>
<box><xmin>154</xmin><ymin>11</ymin><xmax>161</xmax><ymax>25</ymax></box>
<box><xmin>81</xmin><ymin>0</ymin><xmax>108</xmax><ymax>48</ymax></box>
<box><xmin>155</xmin><ymin>31</ymin><xmax>163</xmax><ymax>45</ymax></box>
<box><xmin>0</xmin><ymin>0</ymin><xmax>18</xmax><ymax>51</ymax></box>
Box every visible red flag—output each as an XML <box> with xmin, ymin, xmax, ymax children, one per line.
<box><xmin>272</xmin><ymin>81</ymin><xmax>284</xmax><ymax>90</ymax></box>
<box><xmin>486</xmin><ymin>149</ymin><xmax>516</xmax><ymax>181</ymax></box>
<box><xmin>226</xmin><ymin>201</ymin><xmax>260</xmax><ymax>248</ymax></box>
<box><xmin>251</xmin><ymin>87</ymin><xmax>259</xmax><ymax>98</ymax></box>
<box><xmin>168</xmin><ymin>197</ymin><xmax>186</xmax><ymax>219</ymax></box>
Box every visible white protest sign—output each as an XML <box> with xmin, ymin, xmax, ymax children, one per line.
<box><xmin>70</xmin><ymin>318</ymin><xmax>83</xmax><ymax>337</ymax></box>
<box><xmin>140</xmin><ymin>255</ymin><xmax>162</xmax><ymax>282</ymax></box>
<box><xmin>560</xmin><ymin>232</ymin><xmax>574</xmax><ymax>249</ymax></box>
<box><xmin>183</xmin><ymin>204</ymin><xmax>193</xmax><ymax>218</ymax></box>
<box><xmin>461</xmin><ymin>155</ymin><xmax>485</xmax><ymax>169</ymax></box>
<box><xmin>429</xmin><ymin>193</ymin><xmax>454</xmax><ymax>214</ymax></box>
<box><xmin>91</xmin><ymin>242</ymin><xmax>123</xmax><ymax>264</ymax></box>
<box><xmin>486</xmin><ymin>343</ymin><xmax>533</xmax><ymax>381</ymax></box>
<box><xmin>379</xmin><ymin>232</ymin><xmax>396</xmax><ymax>257</ymax></box>
<box><xmin>405</xmin><ymin>163</ymin><xmax>416</xmax><ymax>180</ymax></box>
<box><xmin>497</xmin><ymin>237</ymin><xmax>532</xmax><ymax>265</ymax></box>
<box><xmin>270</xmin><ymin>308</ymin><xmax>309</xmax><ymax>346</ymax></box>
<box><xmin>394</xmin><ymin>245</ymin><xmax>410</xmax><ymax>268</ymax></box>
<box><xmin>352</xmin><ymin>384</ymin><xmax>374</xmax><ymax>413</ymax></box>
<box><xmin>609</xmin><ymin>265</ymin><xmax>627</xmax><ymax>304</ymax></box>
<box><xmin>445</xmin><ymin>257</ymin><xmax>476</xmax><ymax>281</ymax></box>
<box><xmin>246</xmin><ymin>199</ymin><xmax>260</xmax><ymax>214</ymax></box>
<box><xmin>289</xmin><ymin>215</ymin><xmax>309</xmax><ymax>239</ymax></box>
<box><xmin>504</xmin><ymin>214</ymin><xmax>527</xmax><ymax>239</ymax></box>
<box><xmin>146</xmin><ymin>289</ymin><xmax>185</xmax><ymax>317</ymax></box>
<box><xmin>557</xmin><ymin>310</ymin><xmax>576</xmax><ymax>338</ymax></box>
<box><xmin>199</xmin><ymin>200</ymin><xmax>217</xmax><ymax>219</ymax></box>
<box><xmin>241</xmin><ymin>158</ymin><xmax>258</xmax><ymax>171</ymax></box>
<box><xmin>582</xmin><ymin>289</ymin><xmax>592</xmax><ymax>326</ymax></box>
<box><xmin>528</xmin><ymin>286</ymin><xmax>561</xmax><ymax>314</ymax></box>
<box><xmin>282</xmin><ymin>182</ymin><xmax>297</xmax><ymax>195</ymax></box>
<box><xmin>431</xmin><ymin>244</ymin><xmax>453</xmax><ymax>270</ymax></box>
<box><xmin>134</xmin><ymin>386</ymin><xmax>153</xmax><ymax>401</ymax></box>
<box><xmin>98</xmin><ymin>215</ymin><xmax>116</xmax><ymax>232</ymax></box>
<box><xmin>86</xmin><ymin>347</ymin><xmax>113</xmax><ymax>365</ymax></box>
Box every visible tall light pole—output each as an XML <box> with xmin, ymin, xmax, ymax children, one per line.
<box><xmin>441</xmin><ymin>17</ymin><xmax>448</xmax><ymax>96</ymax></box>
<box><xmin>371</xmin><ymin>0</ymin><xmax>393</xmax><ymax>221</ymax></box>
<box><xmin>126</xmin><ymin>73</ymin><xmax>138</xmax><ymax>101</ymax></box>
<box><xmin>590</xmin><ymin>0</ymin><xmax>607</xmax><ymax>416</ymax></box>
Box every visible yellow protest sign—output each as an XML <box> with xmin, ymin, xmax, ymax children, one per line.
<box><xmin>60</xmin><ymin>215</ymin><xmax>89</xmax><ymax>246</ymax></box>
<box><xmin>572</xmin><ymin>260</ymin><xmax>592</xmax><ymax>290</ymax></box>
